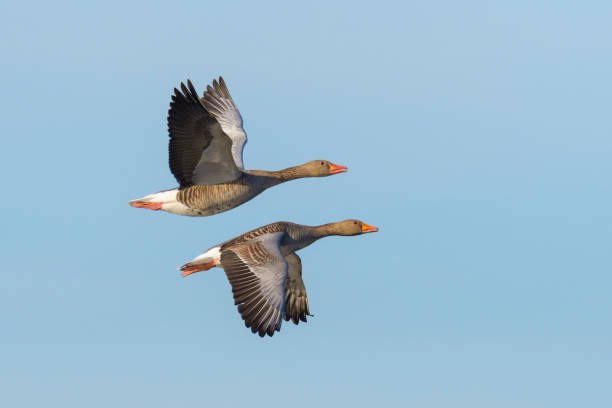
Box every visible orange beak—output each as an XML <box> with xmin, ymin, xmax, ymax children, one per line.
<box><xmin>328</xmin><ymin>162</ymin><xmax>348</xmax><ymax>175</ymax></box>
<box><xmin>361</xmin><ymin>223</ymin><xmax>378</xmax><ymax>233</ymax></box>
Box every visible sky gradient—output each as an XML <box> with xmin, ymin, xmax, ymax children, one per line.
<box><xmin>1</xmin><ymin>1</ymin><xmax>611</xmax><ymax>407</ymax></box>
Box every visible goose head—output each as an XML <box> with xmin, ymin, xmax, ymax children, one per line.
<box><xmin>301</xmin><ymin>160</ymin><xmax>348</xmax><ymax>177</ymax></box>
<box><xmin>331</xmin><ymin>219</ymin><xmax>379</xmax><ymax>236</ymax></box>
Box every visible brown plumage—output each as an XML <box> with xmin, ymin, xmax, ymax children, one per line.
<box><xmin>284</xmin><ymin>253</ymin><xmax>310</xmax><ymax>324</ymax></box>
<box><xmin>129</xmin><ymin>77</ymin><xmax>347</xmax><ymax>217</ymax></box>
<box><xmin>179</xmin><ymin>220</ymin><xmax>379</xmax><ymax>337</ymax></box>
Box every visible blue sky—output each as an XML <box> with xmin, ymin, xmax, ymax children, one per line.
<box><xmin>1</xmin><ymin>1</ymin><xmax>611</xmax><ymax>406</ymax></box>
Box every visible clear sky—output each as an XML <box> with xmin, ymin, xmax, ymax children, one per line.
<box><xmin>1</xmin><ymin>1</ymin><xmax>611</xmax><ymax>406</ymax></box>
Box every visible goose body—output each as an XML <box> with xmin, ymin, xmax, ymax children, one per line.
<box><xmin>129</xmin><ymin>77</ymin><xmax>346</xmax><ymax>216</ymax></box>
<box><xmin>180</xmin><ymin>220</ymin><xmax>378</xmax><ymax>337</ymax></box>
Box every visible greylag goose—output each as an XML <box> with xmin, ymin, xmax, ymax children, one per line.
<box><xmin>129</xmin><ymin>77</ymin><xmax>347</xmax><ymax>216</ymax></box>
<box><xmin>179</xmin><ymin>219</ymin><xmax>378</xmax><ymax>337</ymax></box>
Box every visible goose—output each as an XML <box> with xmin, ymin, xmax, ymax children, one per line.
<box><xmin>129</xmin><ymin>77</ymin><xmax>347</xmax><ymax>216</ymax></box>
<box><xmin>180</xmin><ymin>219</ymin><xmax>378</xmax><ymax>337</ymax></box>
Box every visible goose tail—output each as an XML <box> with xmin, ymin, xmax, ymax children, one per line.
<box><xmin>179</xmin><ymin>246</ymin><xmax>222</xmax><ymax>277</ymax></box>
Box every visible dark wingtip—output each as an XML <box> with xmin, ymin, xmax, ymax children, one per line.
<box><xmin>187</xmin><ymin>79</ymin><xmax>196</xmax><ymax>95</ymax></box>
<box><xmin>180</xmin><ymin>82</ymin><xmax>189</xmax><ymax>96</ymax></box>
<box><xmin>218</xmin><ymin>76</ymin><xmax>230</xmax><ymax>98</ymax></box>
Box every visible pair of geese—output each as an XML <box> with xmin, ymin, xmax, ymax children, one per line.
<box><xmin>130</xmin><ymin>77</ymin><xmax>377</xmax><ymax>337</ymax></box>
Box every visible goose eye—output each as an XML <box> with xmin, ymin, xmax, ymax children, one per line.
<box><xmin>320</xmin><ymin>161</ymin><xmax>324</xmax><ymax>165</ymax></box>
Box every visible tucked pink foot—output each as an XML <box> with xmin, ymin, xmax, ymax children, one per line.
<box><xmin>129</xmin><ymin>201</ymin><xmax>163</xmax><ymax>210</ymax></box>
<box><xmin>181</xmin><ymin>260</ymin><xmax>218</xmax><ymax>277</ymax></box>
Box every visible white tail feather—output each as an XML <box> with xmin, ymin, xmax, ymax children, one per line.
<box><xmin>180</xmin><ymin>246</ymin><xmax>221</xmax><ymax>270</ymax></box>
<box><xmin>128</xmin><ymin>188</ymin><xmax>178</xmax><ymax>205</ymax></box>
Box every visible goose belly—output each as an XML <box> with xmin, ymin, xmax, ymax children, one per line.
<box><xmin>176</xmin><ymin>183</ymin><xmax>262</xmax><ymax>216</ymax></box>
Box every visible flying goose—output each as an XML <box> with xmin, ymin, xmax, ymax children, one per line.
<box><xmin>129</xmin><ymin>77</ymin><xmax>347</xmax><ymax>216</ymax></box>
<box><xmin>180</xmin><ymin>220</ymin><xmax>378</xmax><ymax>337</ymax></box>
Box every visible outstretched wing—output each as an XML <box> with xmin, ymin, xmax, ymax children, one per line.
<box><xmin>167</xmin><ymin>78</ymin><xmax>246</xmax><ymax>188</ymax></box>
<box><xmin>200</xmin><ymin>77</ymin><xmax>247</xmax><ymax>172</ymax></box>
<box><xmin>220</xmin><ymin>232</ymin><xmax>287</xmax><ymax>337</ymax></box>
<box><xmin>283</xmin><ymin>253</ymin><xmax>311</xmax><ymax>325</ymax></box>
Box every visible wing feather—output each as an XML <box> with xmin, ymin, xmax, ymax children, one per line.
<box><xmin>167</xmin><ymin>80</ymin><xmax>217</xmax><ymax>188</ymax></box>
<box><xmin>221</xmin><ymin>232</ymin><xmax>287</xmax><ymax>337</ymax></box>
<box><xmin>200</xmin><ymin>76</ymin><xmax>247</xmax><ymax>171</ymax></box>
<box><xmin>167</xmin><ymin>77</ymin><xmax>247</xmax><ymax>187</ymax></box>
<box><xmin>283</xmin><ymin>253</ymin><xmax>311</xmax><ymax>325</ymax></box>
